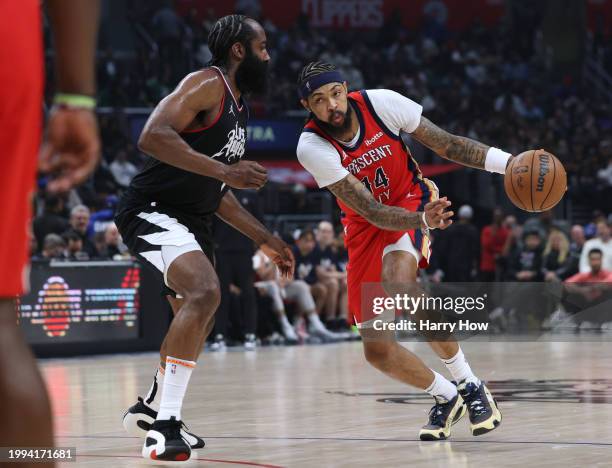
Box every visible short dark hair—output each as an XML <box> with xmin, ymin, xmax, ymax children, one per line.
<box><xmin>297</xmin><ymin>61</ymin><xmax>336</xmax><ymax>87</ymax></box>
<box><xmin>588</xmin><ymin>248</ymin><xmax>603</xmax><ymax>257</ymax></box>
<box><xmin>207</xmin><ymin>15</ymin><xmax>256</xmax><ymax>67</ymax></box>
<box><xmin>62</xmin><ymin>229</ymin><xmax>81</xmax><ymax>243</ymax></box>
<box><xmin>297</xmin><ymin>229</ymin><xmax>315</xmax><ymax>241</ymax></box>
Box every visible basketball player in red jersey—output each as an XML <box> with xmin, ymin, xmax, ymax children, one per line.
<box><xmin>297</xmin><ymin>62</ymin><xmax>512</xmax><ymax>440</ymax></box>
<box><xmin>0</xmin><ymin>1</ymin><xmax>100</xmax><ymax>465</ymax></box>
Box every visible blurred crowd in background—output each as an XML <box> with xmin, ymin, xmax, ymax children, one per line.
<box><xmin>40</xmin><ymin>0</ymin><xmax>612</xmax><ymax>207</ymax></box>
<box><xmin>33</xmin><ymin>1</ymin><xmax>612</xmax><ymax>346</ymax></box>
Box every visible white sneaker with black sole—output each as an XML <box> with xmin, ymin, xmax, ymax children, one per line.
<box><xmin>123</xmin><ymin>397</ymin><xmax>205</xmax><ymax>449</ymax></box>
<box><xmin>142</xmin><ymin>416</ymin><xmax>191</xmax><ymax>461</ymax></box>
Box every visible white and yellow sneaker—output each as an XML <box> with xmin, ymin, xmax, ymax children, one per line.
<box><xmin>457</xmin><ymin>379</ymin><xmax>502</xmax><ymax>436</ymax></box>
<box><xmin>419</xmin><ymin>393</ymin><xmax>467</xmax><ymax>441</ymax></box>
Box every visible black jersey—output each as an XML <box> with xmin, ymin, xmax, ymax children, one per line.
<box><xmin>129</xmin><ymin>66</ymin><xmax>248</xmax><ymax>215</ymax></box>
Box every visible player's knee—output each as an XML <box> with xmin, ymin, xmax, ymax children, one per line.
<box><xmin>186</xmin><ymin>280</ymin><xmax>221</xmax><ymax>318</ymax></box>
<box><xmin>293</xmin><ymin>280</ymin><xmax>310</xmax><ymax>295</ymax></box>
<box><xmin>326</xmin><ymin>278</ymin><xmax>339</xmax><ymax>293</ymax></box>
<box><xmin>312</xmin><ymin>282</ymin><xmax>327</xmax><ymax>297</ymax></box>
<box><xmin>363</xmin><ymin>341</ymin><xmax>394</xmax><ymax>368</ymax></box>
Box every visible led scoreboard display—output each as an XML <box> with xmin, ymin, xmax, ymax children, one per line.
<box><xmin>17</xmin><ymin>261</ymin><xmax>141</xmax><ymax>345</ymax></box>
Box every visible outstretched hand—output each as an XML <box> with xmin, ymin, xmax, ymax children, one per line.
<box><xmin>39</xmin><ymin>107</ymin><xmax>100</xmax><ymax>193</ymax></box>
<box><xmin>423</xmin><ymin>197</ymin><xmax>454</xmax><ymax>230</ymax></box>
<box><xmin>260</xmin><ymin>235</ymin><xmax>295</xmax><ymax>279</ymax></box>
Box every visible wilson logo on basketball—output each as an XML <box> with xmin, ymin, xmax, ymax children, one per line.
<box><xmin>536</xmin><ymin>153</ymin><xmax>550</xmax><ymax>192</ymax></box>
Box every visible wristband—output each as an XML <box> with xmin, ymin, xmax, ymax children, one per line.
<box><xmin>421</xmin><ymin>211</ymin><xmax>436</xmax><ymax>230</ymax></box>
<box><xmin>485</xmin><ymin>147</ymin><xmax>512</xmax><ymax>174</ymax></box>
<box><xmin>53</xmin><ymin>93</ymin><xmax>97</xmax><ymax>110</ymax></box>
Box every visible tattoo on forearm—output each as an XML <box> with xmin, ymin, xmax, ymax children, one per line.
<box><xmin>328</xmin><ymin>175</ymin><xmax>422</xmax><ymax>230</ymax></box>
<box><xmin>412</xmin><ymin>117</ymin><xmax>489</xmax><ymax>169</ymax></box>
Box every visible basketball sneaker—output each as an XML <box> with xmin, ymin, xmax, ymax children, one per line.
<box><xmin>209</xmin><ymin>334</ymin><xmax>227</xmax><ymax>351</ymax></box>
<box><xmin>457</xmin><ymin>378</ymin><xmax>502</xmax><ymax>436</ymax></box>
<box><xmin>418</xmin><ymin>393</ymin><xmax>466</xmax><ymax>440</ymax></box>
<box><xmin>123</xmin><ymin>397</ymin><xmax>205</xmax><ymax>449</ymax></box>
<box><xmin>244</xmin><ymin>333</ymin><xmax>257</xmax><ymax>351</ymax></box>
<box><xmin>142</xmin><ymin>416</ymin><xmax>191</xmax><ymax>461</ymax></box>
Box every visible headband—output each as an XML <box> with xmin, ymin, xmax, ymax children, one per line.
<box><xmin>298</xmin><ymin>70</ymin><xmax>345</xmax><ymax>99</ymax></box>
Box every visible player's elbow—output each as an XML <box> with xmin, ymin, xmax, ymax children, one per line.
<box><xmin>137</xmin><ymin>126</ymin><xmax>164</xmax><ymax>154</ymax></box>
<box><xmin>137</xmin><ymin>130</ymin><xmax>154</xmax><ymax>154</ymax></box>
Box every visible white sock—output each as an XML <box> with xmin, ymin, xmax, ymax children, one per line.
<box><xmin>279</xmin><ymin>315</ymin><xmax>298</xmax><ymax>339</ymax></box>
<box><xmin>279</xmin><ymin>314</ymin><xmax>292</xmax><ymax>330</ymax></box>
<box><xmin>143</xmin><ymin>366</ymin><xmax>165</xmax><ymax>410</ymax></box>
<box><xmin>308</xmin><ymin>312</ymin><xmax>327</xmax><ymax>332</ymax></box>
<box><xmin>425</xmin><ymin>370</ymin><xmax>458</xmax><ymax>401</ymax></box>
<box><xmin>442</xmin><ymin>347</ymin><xmax>479</xmax><ymax>384</ymax></box>
<box><xmin>157</xmin><ymin>356</ymin><xmax>196</xmax><ymax>421</ymax></box>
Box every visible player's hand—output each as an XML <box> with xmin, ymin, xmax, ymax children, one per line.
<box><xmin>223</xmin><ymin>160</ymin><xmax>268</xmax><ymax>189</ymax></box>
<box><xmin>260</xmin><ymin>235</ymin><xmax>295</xmax><ymax>279</ymax></box>
<box><xmin>39</xmin><ymin>107</ymin><xmax>101</xmax><ymax>193</ymax></box>
<box><xmin>423</xmin><ymin>197</ymin><xmax>453</xmax><ymax>230</ymax></box>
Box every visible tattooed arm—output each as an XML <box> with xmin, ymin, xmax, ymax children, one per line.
<box><xmin>411</xmin><ymin>116</ymin><xmax>510</xmax><ymax>170</ymax></box>
<box><xmin>327</xmin><ymin>174</ymin><xmax>453</xmax><ymax>231</ymax></box>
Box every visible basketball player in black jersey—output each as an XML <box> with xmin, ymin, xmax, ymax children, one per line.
<box><xmin>115</xmin><ymin>15</ymin><xmax>294</xmax><ymax>461</ymax></box>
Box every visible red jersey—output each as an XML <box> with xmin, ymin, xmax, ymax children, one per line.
<box><xmin>303</xmin><ymin>90</ymin><xmax>435</xmax><ymax>228</ymax></box>
<box><xmin>0</xmin><ymin>0</ymin><xmax>43</xmax><ymax>296</ymax></box>
<box><xmin>298</xmin><ymin>89</ymin><xmax>438</xmax><ymax>324</ymax></box>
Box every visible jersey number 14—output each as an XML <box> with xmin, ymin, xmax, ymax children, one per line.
<box><xmin>361</xmin><ymin>167</ymin><xmax>389</xmax><ymax>192</ymax></box>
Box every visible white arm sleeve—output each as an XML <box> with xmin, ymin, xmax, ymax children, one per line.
<box><xmin>296</xmin><ymin>132</ymin><xmax>349</xmax><ymax>188</ymax></box>
<box><xmin>365</xmin><ymin>89</ymin><xmax>423</xmax><ymax>135</ymax></box>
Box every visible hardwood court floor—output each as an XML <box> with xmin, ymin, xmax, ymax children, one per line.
<box><xmin>43</xmin><ymin>337</ymin><xmax>612</xmax><ymax>467</ymax></box>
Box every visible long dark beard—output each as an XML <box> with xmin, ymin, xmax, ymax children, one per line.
<box><xmin>314</xmin><ymin>102</ymin><xmax>354</xmax><ymax>140</ymax></box>
<box><xmin>235</xmin><ymin>48</ymin><xmax>269</xmax><ymax>95</ymax></box>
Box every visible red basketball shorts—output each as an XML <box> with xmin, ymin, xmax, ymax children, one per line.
<box><xmin>344</xmin><ymin>178</ymin><xmax>438</xmax><ymax>326</ymax></box>
<box><xmin>0</xmin><ymin>0</ymin><xmax>43</xmax><ymax>296</ymax></box>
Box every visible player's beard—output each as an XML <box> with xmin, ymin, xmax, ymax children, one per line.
<box><xmin>314</xmin><ymin>103</ymin><xmax>354</xmax><ymax>139</ymax></box>
<box><xmin>236</xmin><ymin>47</ymin><xmax>269</xmax><ymax>96</ymax></box>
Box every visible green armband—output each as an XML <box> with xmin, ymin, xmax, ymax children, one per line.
<box><xmin>53</xmin><ymin>93</ymin><xmax>97</xmax><ymax>110</ymax></box>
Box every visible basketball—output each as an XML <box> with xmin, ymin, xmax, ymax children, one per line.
<box><xmin>504</xmin><ymin>149</ymin><xmax>567</xmax><ymax>212</ymax></box>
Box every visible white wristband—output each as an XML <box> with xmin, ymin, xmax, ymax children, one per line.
<box><xmin>485</xmin><ymin>147</ymin><xmax>512</xmax><ymax>174</ymax></box>
<box><xmin>422</xmin><ymin>211</ymin><xmax>436</xmax><ymax>230</ymax></box>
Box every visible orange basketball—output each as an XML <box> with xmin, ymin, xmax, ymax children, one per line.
<box><xmin>504</xmin><ymin>149</ymin><xmax>567</xmax><ymax>212</ymax></box>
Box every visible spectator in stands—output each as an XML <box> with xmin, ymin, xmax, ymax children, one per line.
<box><xmin>567</xmin><ymin>248</ymin><xmax>612</xmax><ymax>283</ymax></box>
<box><xmin>579</xmin><ymin>221</ymin><xmax>612</xmax><ymax>273</ymax></box>
<box><xmin>507</xmin><ymin>229</ymin><xmax>544</xmax><ymax>282</ymax></box>
<box><xmin>480</xmin><ymin>207</ymin><xmax>509</xmax><ymax>281</ymax></box>
<box><xmin>32</xmin><ymin>194</ymin><xmax>68</xmax><ymax>252</ymax></box>
<box><xmin>33</xmin><ymin>234</ymin><xmax>66</xmax><ymax>261</ymax></box>
<box><xmin>431</xmin><ymin>205</ymin><xmax>479</xmax><ymax>282</ymax></box>
<box><xmin>252</xmin><ymin>249</ymin><xmax>302</xmax><ymax>344</ymax></box>
<box><xmin>110</xmin><ymin>149</ymin><xmax>138</xmax><ymax>188</ymax></box>
<box><xmin>315</xmin><ymin>221</ymin><xmax>349</xmax><ymax>328</ymax></box>
<box><xmin>596</xmin><ymin>142</ymin><xmax>612</xmax><ymax>187</ymax></box>
<box><xmin>210</xmin><ymin>190</ymin><xmax>261</xmax><ymax>350</ymax></box>
<box><xmin>97</xmin><ymin>223</ymin><xmax>128</xmax><ymax>260</ymax></box>
<box><xmin>564</xmin><ymin>248</ymin><xmax>612</xmax><ymax>330</ymax></box>
<box><xmin>86</xmin><ymin>195</ymin><xmax>119</xmax><ymax>240</ymax></box>
<box><xmin>584</xmin><ymin>210</ymin><xmax>606</xmax><ymax>239</ymax></box>
<box><xmin>292</xmin><ymin>230</ymin><xmax>341</xmax><ymax>340</ymax></box>
<box><xmin>62</xmin><ymin>230</ymin><xmax>89</xmax><ymax>261</ymax></box>
<box><xmin>67</xmin><ymin>205</ymin><xmax>98</xmax><ymax>258</ymax></box>
<box><xmin>523</xmin><ymin>210</ymin><xmax>570</xmax><ymax>238</ymax></box>
<box><xmin>543</xmin><ymin>229</ymin><xmax>578</xmax><ymax>281</ymax></box>
<box><xmin>570</xmin><ymin>224</ymin><xmax>586</xmax><ymax>253</ymax></box>
<box><xmin>293</xmin><ymin>229</ymin><xmax>323</xmax><ymax>303</ymax></box>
